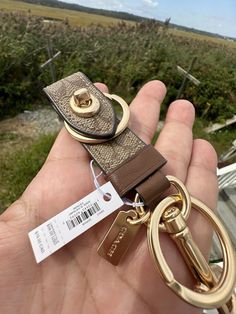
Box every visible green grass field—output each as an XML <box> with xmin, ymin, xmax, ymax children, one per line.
<box><xmin>0</xmin><ymin>0</ymin><xmax>130</xmax><ymax>26</ymax></box>
<box><xmin>1</xmin><ymin>0</ymin><xmax>235</xmax><ymax>47</ymax></box>
<box><xmin>170</xmin><ymin>28</ymin><xmax>236</xmax><ymax>48</ymax></box>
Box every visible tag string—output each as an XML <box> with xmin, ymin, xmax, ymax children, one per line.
<box><xmin>89</xmin><ymin>160</ymin><xmax>144</xmax><ymax>207</ymax></box>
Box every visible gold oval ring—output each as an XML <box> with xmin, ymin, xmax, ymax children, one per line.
<box><xmin>64</xmin><ymin>93</ymin><xmax>130</xmax><ymax>144</ymax></box>
<box><xmin>147</xmin><ymin>196</ymin><xmax>236</xmax><ymax>309</ymax></box>
<box><xmin>135</xmin><ymin>175</ymin><xmax>191</xmax><ymax>232</ymax></box>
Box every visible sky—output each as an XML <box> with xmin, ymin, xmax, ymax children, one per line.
<box><xmin>62</xmin><ymin>0</ymin><xmax>235</xmax><ymax>38</ymax></box>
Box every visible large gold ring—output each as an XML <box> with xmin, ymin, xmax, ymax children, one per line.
<box><xmin>147</xmin><ymin>196</ymin><xmax>236</xmax><ymax>309</ymax></box>
<box><xmin>64</xmin><ymin>93</ymin><xmax>130</xmax><ymax>144</ymax></box>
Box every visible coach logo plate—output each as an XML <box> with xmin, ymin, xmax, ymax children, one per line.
<box><xmin>97</xmin><ymin>210</ymin><xmax>140</xmax><ymax>265</ymax></box>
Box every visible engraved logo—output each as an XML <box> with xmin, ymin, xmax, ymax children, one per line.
<box><xmin>107</xmin><ymin>226</ymin><xmax>128</xmax><ymax>258</ymax></box>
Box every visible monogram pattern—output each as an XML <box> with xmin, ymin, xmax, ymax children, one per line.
<box><xmin>44</xmin><ymin>72</ymin><xmax>146</xmax><ymax>174</ymax></box>
<box><xmin>44</xmin><ymin>72</ymin><xmax>116</xmax><ymax>138</ymax></box>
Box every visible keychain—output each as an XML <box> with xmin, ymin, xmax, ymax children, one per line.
<box><xmin>98</xmin><ymin>175</ymin><xmax>235</xmax><ymax>313</ymax></box>
<box><xmin>43</xmin><ymin>71</ymin><xmax>236</xmax><ymax>314</ymax></box>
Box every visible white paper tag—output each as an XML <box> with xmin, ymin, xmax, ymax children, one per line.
<box><xmin>28</xmin><ymin>182</ymin><xmax>123</xmax><ymax>263</ymax></box>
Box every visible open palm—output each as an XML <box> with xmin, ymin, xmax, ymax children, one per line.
<box><xmin>0</xmin><ymin>81</ymin><xmax>218</xmax><ymax>314</ymax></box>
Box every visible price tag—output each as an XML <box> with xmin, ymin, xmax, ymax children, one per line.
<box><xmin>28</xmin><ymin>182</ymin><xmax>123</xmax><ymax>263</ymax></box>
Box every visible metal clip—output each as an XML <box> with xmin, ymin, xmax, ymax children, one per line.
<box><xmin>162</xmin><ymin>206</ymin><xmax>235</xmax><ymax>313</ymax></box>
<box><xmin>147</xmin><ymin>186</ymin><xmax>236</xmax><ymax>312</ymax></box>
<box><xmin>162</xmin><ymin>206</ymin><xmax>216</xmax><ymax>288</ymax></box>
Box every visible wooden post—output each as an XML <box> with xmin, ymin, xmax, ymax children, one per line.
<box><xmin>204</xmin><ymin>115</ymin><xmax>236</xmax><ymax>133</ymax></box>
<box><xmin>40</xmin><ymin>40</ymin><xmax>61</xmax><ymax>83</ymax></box>
<box><xmin>176</xmin><ymin>57</ymin><xmax>200</xmax><ymax>99</ymax></box>
<box><xmin>47</xmin><ymin>39</ymin><xmax>56</xmax><ymax>82</ymax></box>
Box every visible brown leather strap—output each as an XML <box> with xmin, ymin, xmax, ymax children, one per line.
<box><xmin>105</xmin><ymin>145</ymin><xmax>167</xmax><ymax>196</ymax></box>
<box><xmin>135</xmin><ymin>170</ymin><xmax>170</xmax><ymax>210</ymax></box>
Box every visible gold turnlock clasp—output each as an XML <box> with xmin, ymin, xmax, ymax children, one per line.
<box><xmin>147</xmin><ymin>193</ymin><xmax>236</xmax><ymax>312</ymax></box>
<box><xmin>65</xmin><ymin>93</ymin><xmax>130</xmax><ymax>143</ymax></box>
<box><xmin>70</xmin><ymin>88</ymin><xmax>100</xmax><ymax>117</ymax></box>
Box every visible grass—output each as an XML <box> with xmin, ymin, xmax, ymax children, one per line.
<box><xmin>1</xmin><ymin>0</ymin><xmax>235</xmax><ymax>48</ymax></box>
<box><xmin>0</xmin><ymin>131</ymin><xmax>19</xmax><ymax>142</ymax></box>
<box><xmin>0</xmin><ymin>0</ymin><xmax>132</xmax><ymax>27</ymax></box>
<box><xmin>0</xmin><ymin>133</ymin><xmax>56</xmax><ymax>212</ymax></box>
<box><xmin>170</xmin><ymin>28</ymin><xmax>236</xmax><ymax>48</ymax></box>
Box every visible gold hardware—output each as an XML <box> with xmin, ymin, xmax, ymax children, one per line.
<box><xmin>127</xmin><ymin>208</ymin><xmax>151</xmax><ymax>225</ymax></box>
<box><xmin>70</xmin><ymin>88</ymin><xmax>100</xmax><ymax>117</ymax></box>
<box><xmin>209</xmin><ymin>264</ymin><xmax>234</xmax><ymax>313</ymax></box>
<box><xmin>162</xmin><ymin>206</ymin><xmax>188</xmax><ymax>234</ymax></box>
<box><xmin>98</xmin><ymin>197</ymin><xmax>152</xmax><ymax>265</ymax></box>
<box><xmin>133</xmin><ymin>175</ymin><xmax>191</xmax><ymax>232</ymax></box>
<box><xmin>147</xmin><ymin>195</ymin><xmax>236</xmax><ymax>310</ymax></box>
<box><xmin>161</xmin><ymin>205</ymin><xmax>233</xmax><ymax>314</ymax></box>
<box><xmin>162</xmin><ymin>206</ymin><xmax>216</xmax><ymax>288</ymax></box>
<box><xmin>97</xmin><ymin>173</ymin><xmax>235</xmax><ymax>311</ymax></box>
<box><xmin>97</xmin><ymin>210</ymin><xmax>141</xmax><ymax>265</ymax></box>
<box><xmin>165</xmin><ymin>175</ymin><xmax>192</xmax><ymax>227</ymax></box>
<box><xmin>98</xmin><ymin>175</ymin><xmax>191</xmax><ymax>265</ymax></box>
<box><xmin>73</xmin><ymin>88</ymin><xmax>91</xmax><ymax>107</ymax></box>
<box><xmin>65</xmin><ymin>93</ymin><xmax>130</xmax><ymax>143</ymax></box>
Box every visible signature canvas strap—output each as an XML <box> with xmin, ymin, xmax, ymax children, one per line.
<box><xmin>44</xmin><ymin>72</ymin><xmax>170</xmax><ymax>205</ymax></box>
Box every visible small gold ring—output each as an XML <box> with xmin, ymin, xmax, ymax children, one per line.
<box><xmin>134</xmin><ymin>175</ymin><xmax>191</xmax><ymax>232</ymax></box>
<box><xmin>166</xmin><ymin>175</ymin><xmax>191</xmax><ymax>224</ymax></box>
<box><xmin>64</xmin><ymin>93</ymin><xmax>130</xmax><ymax>144</ymax></box>
<box><xmin>127</xmin><ymin>209</ymin><xmax>151</xmax><ymax>225</ymax></box>
<box><xmin>147</xmin><ymin>196</ymin><xmax>236</xmax><ymax>309</ymax></box>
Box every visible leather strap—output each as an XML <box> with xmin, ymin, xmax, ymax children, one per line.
<box><xmin>105</xmin><ymin>145</ymin><xmax>166</xmax><ymax>196</ymax></box>
<box><xmin>44</xmin><ymin>72</ymin><xmax>170</xmax><ymax>204</ymax></box>
<box><xmin>136</xmin><ymin>170</ymin><xmax>170</xmax><ymax>210</ymax></box>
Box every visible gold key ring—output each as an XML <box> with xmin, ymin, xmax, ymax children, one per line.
<box><xmin>147</xmin><ymin>195</ymin><xmax>236</xmax><ymax>310</ymax></box>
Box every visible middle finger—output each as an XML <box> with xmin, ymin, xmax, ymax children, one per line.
<box><xmin>155</xmin><ymin>99</ymin><xmax>195</xmax><ymax>182</ymax></box>
<box><xmin>129</xmin><ymin>80</ymin><xmax>167</xmax><ymax>144</ymax></box>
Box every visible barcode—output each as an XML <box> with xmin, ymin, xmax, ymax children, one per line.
<box><xmin>66</xmin><ymin>202</ymin><xmax>101</xmax><ymax>230</ymax></box>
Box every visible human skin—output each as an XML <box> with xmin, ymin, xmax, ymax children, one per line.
<box><xmin>0</xmin><ymin>81</ymin><xmax>218</xmax><ymax>314</ymax></box>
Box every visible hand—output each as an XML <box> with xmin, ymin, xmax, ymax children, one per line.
<box><xmin>0</xmin><ymin>81</ymin><xmax>218</xmax><ymax>314</ymax></box>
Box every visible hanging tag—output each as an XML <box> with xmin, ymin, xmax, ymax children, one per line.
<box><xmin>28</xmin><ymin>182</ymin><xmax>123</xmax><ymax>263</ymax></box>
<box><xmin>97</xmin><ymin>210</ymin><xmax>141</xmax><ymax>266</ymax></box>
